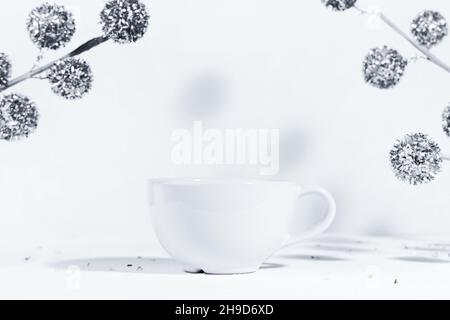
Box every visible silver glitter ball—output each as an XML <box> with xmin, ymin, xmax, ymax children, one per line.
<box><xmin>0</xmin><ymin>94</ymin><xmax>39</xmax><ymax>141</ymax></box>
<box><xmin>27</xmin><ymin>3</ymin><xmax>76</xmax><ymax>50</ymax></box>
<box><xmin>390</xmin><ymin>133</ymin><xmax>442</xmax><ymax>185</ymax></box>
<box><xmin>48</xmin><ymin>58</ymin><xmax>93</xmax><ymax>100</ymax></box>
<box><xmin>442</xmin><ymin>104</ymin><xmax>450</xmax><ymax>137</ymax></box>
<box><xmin>100</xmin><ymin>0</ymin><xmax>149</xmax><ymax>44</ymax></box>
<box><xmin>363</xmin><ymin>46</ymin><xmax>408</xmax><ymax>89</ymax></box>
<box><xmin>0</xmin><ymin>53</ymin><xmax>11</xmax><ymax>89</ymax></box>
<box><xmin>321</xmin><ymin>0</ymin><xmax>357</xmax><ymax>11</ymax></box>
<box><xmin>411</xmin><ymin>10</ymin><xmax>448</xmax><ymax>48</ymax></box>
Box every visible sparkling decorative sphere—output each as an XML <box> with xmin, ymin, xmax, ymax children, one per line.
<box><xmin>48</xmin><ymin>58</ymin><xmax>93</xmax><ymax>100</ymax></box>
<box><xmin>0</xmin><ymin>94</ymin><xmax>39</xmax><ymax>141</ymax></box>
<box><xmin>389</xmin><ymin>133</ymin><xmax>442</xmax><ymax>185</ymax></box>
<box><xmin>0</xmin><ymin>53</ymin><xmax>11</xmax><ymax>89</ymax></box>
<box><xmin>321</xmin><ymin>0</ymin><xmax>357</xmax><ymax>11</ymax></box>
<box><xmin>27</xmin><ymin>3</ymin><xmax>76</xmax><ymax>50</ymax></box>
<box><xmin>363</xmin><ymin>46</ymin><xmax>408</xmax><ymax>89</ymax></box>
<box><xmin>442</xmin><ymin>104</ymin><xmax>450</xmax><ymax>137</ymax></box>
<box><xmin>411</xmin><ymin>10</ymin><xmax>448</xmax><ymax>48</ymax></box>
<box><xmin>100</xmin><ymin>0</ymin><xmax>149</xmax><ymax>44</ymax></box>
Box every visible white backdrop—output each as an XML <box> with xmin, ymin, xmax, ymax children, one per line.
<box><xmin>1</xmin><ymin>0</ymin><xmax>450</xmax><ymax>245</ymax></box>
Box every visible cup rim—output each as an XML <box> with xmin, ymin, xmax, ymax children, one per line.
<box><xmin>149</xmin><ymin>177</ymin><xmax>299</xmax><ymax>186</ymax></box>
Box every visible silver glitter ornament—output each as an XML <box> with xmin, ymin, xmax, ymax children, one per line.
<box><xmin>48</xmin><ymin>58</ymin><xmax>93</xmax><ymax>100</ymax></box>
<box><xmin>0</xmin><ymin>94</ymin><xmax>39</xmax><ymax>141</ymax></box>
<box><xmin>27</xmin><ymin>3</ymin><xmax>76</xmax><ymax>50</ymax></box>
<box><xmin>411</xmin><ymin>10</ymin><xmax>448</xmax><ymax>49</ymax></box>
<box><xmin>363</xmin><ymin>46</ymin><xmax>408</xmax><ymax>89</ymax></box>
<box><xmin>321</xmin><ymin>0</ymin><xmax>357</xmax><ymax>11</ymax></box>
<box><xmin>442</xmin><ymin>104</ymin><xmax>450</xmax><ymax>137</ymax></box>
<box><xmin>100</xmin><ymin>0</ymin><xmax>149</xmax><ymax>44</ymax></box>
<box><xmin>390</xmin><ymin>133</ymin><xmax>442</xmax><ymax>185</ymax></box>
<box><xmin>0</xmin><ymin>53</ymin><xmax>11</xmax><ymax>89</ymax></box>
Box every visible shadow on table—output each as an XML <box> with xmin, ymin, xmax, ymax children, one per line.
<box><xmin>274</xmin><ymin>237</ymin><xmax>373</xmax><ymax>262</ymax></box>
<box><xmin>50</xmin><ymin>258</ymin><xmax>286</xmax><ymax>275</ymax></box>
<box><xmin>391</xmin><ymin>257</ymin><xmax>450</xmax><ymax>264</ymax></box>
<box><xmin>279</xmin><ymin>254</ymin><xmax>350</xmax><ymax>262</ymax></box>
<box><xmin>308</xmin><ymin>244</ymin><xmax>377</xmax><ymax>254</ymax></box>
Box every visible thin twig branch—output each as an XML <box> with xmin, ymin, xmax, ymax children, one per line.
<box><xmin>0</xmin><ymin>35</ymin><xmax>109</xmax><ymax>93</ymax></box>
<box><xmin>354</xmin><ymin>5</ymin><xmax>450</xmax><ymax>74</ymax></box>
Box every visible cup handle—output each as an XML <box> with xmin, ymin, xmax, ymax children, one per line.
<box><xmin>281</xmin><ymin>186</ymin><xmax>336</xmax><ymax>249</ymax></box>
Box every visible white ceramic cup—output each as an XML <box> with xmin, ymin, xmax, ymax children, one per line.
<box><xmin>149</xmin><ymin>178</ymin><xmax>336</xmax><ymax>274</ymax></box>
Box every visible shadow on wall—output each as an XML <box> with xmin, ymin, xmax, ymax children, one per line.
<box><xmin>277</xmin><ymin>127</ymin><xmax>310</xmax><ymax>176</ymax></box>
<box><xmin>178</xmin><ymin>72</ymin><xmax>229</xmax><ymax>119</ymax></box>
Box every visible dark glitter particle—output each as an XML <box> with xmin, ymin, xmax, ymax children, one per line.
<box><xmin>411</xmin><ymin>10</ymin><xmax>448</xmax><ymax>48</ymax></box>
<box><xmin>0</xmin><ymin>93</ymin><xmax>39</xmax><ymax>141</ymax></box>
<box><xmin>27</xmin><ymin>3</ymin><xmax>76</xmax><ymax>50</ymax></box>
<box><xmin>390</xmin><ymin>133</ymin><xmax>442</xmax><ymax>185</ymax></box>
<box><xmin>47</xmin><ymin>58</ymin><xmax>93</xmax><ymax>100</ymax></box>
<box><xmin>363</xmin><ymin>46</ymin><xmax>408</xmax><ymax>89</ymax></box>
<box><xmin>100</xmin><ymin>0</ymin><xmax>149</xmax><ymax>44</ymax></box>
<box><xmin>442</xmin><ymin>104</ymin><xmax>450</xmax><ymax>137</ymax></box>
<box><xmin>0</xmin><ymin>53</ymin><xmax>11</xmax><ymax>89</ymax></box>
<box><xmin>322</xmin><ymin>0</ymin><xmax>357</xmax><ymax>11</ymax></box>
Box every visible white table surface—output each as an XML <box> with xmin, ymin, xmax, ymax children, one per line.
<box><xmin>1</xmin><ymin>234</ymin><xmax>450</xmax><ymax>300</ymax></box>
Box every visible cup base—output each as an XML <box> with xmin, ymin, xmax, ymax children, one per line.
<box><xmin>183</xmin><ymin>265</ymin><xmax>259</xmax><ymax>275</ymax></box>
<box><xmin>183</xmin><ymin>266</ymin><xmax>203</xmax><ymax>274</ymax></box>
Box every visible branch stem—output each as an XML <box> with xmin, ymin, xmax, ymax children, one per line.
<box><xmin>354</xmin><ymin>6</ymin><xmax>450</xmax><ymax>74</ymax></box>
<box><xmin>442</xmin><ymin>154</ymin><xmax>450</xmax><ymax>162</ymax></box>
<box><xmin>0</xmin><ymin>36</ymin><xmax>109</xmax><ymax>93</ymax></box>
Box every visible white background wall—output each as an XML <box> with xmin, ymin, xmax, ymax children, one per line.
<box><xmin>1</xmin><ymin>0</ymin><xmax>450</xmax><ymax>245</ymax></box>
